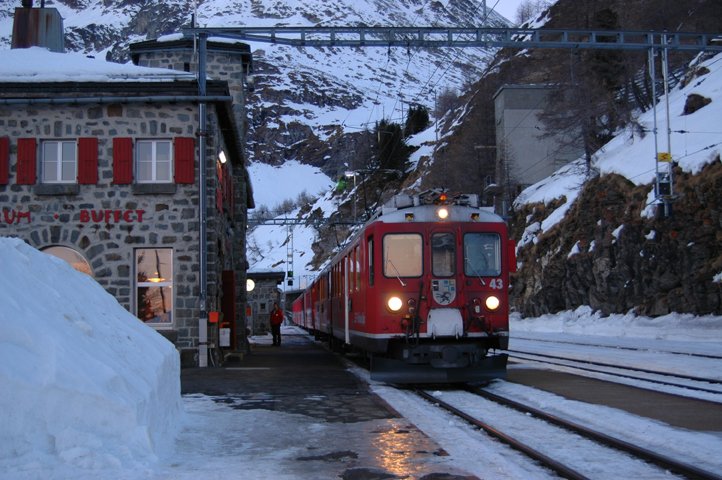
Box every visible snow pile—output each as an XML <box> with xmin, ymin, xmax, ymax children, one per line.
<box><xmin>0</xmin><ymin>238</ymin><xmax>182</xmax><ymax>474</ymax></box>
<box><xmin>511</xmin><ymin>306</ymin><xmax>722</xmax><ymax>343</ymax></box>
<box><xmin>0</xmin><ymin>47</ymin><xmax>196</xmax><ymax>83</ymax></box>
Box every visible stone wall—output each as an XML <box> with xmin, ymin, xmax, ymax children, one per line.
<box><xmin>0</xmin><ymin>99</ymin><xmax>234</xmax><ymax>357</ymax></box>
<box><xmin>131</xmin><ymin>40</ymin><xmax>254</xmax><ymax>351</ymax></box>
<box><xmin>511</xmin><ymin>163</ymin><xmax>722</xmax><ymax>317</ymax></box>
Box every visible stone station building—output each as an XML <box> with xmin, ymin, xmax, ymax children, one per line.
<box><xmin>0</xmin><ymin>4</ymin><xmax>255</xmax><ymax>366</ymax></box>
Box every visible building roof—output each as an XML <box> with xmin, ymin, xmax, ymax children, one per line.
<box><xmin>0</xmin><ymin>46</ymin><xmax>198</xmax><ymax>83</ymax></box>
<box><xmin>0</xmin><ymin>45</ymin><xmax>253</xmax><ymax>207</ymax></box>
<box><xmin>0</xmin><ymin>46</ymin><xmax>246</xmax><ymax>169</ymax></box>
<box><xmin>247</xmin><ymin>271</ymin><xmax>286</xmax><ymax>281</ymax></box>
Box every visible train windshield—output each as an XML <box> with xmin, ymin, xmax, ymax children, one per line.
<box><xmin>432</xmin><ymin>232</ymin><xmax>456</xmax><ymax>277</ymax></box>
<box><xmin>463</xmin><ymin>233</ymin><xmax>501</xmax><ymax>277</ymax></box>
<box><xmin>383</xmin><ymin>233</ymin><xmax>422</xmax><ymax>277</ymax></box>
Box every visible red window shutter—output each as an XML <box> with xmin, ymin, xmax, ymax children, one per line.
<box><xmin>216</xmin><ymin>163</ymin><xmax>224</xmax><ymax>211</ymax></box>
<box><xmin>216</xmin><ymin>187</ymin><xmax>223</xmax><ymax>212</ymax></box>
<box><xmin>16</xmin><ymin>138</ymin><xmax>37</xmax><ymax>185</ymax></box>
<box><xmin>77</xmin><ymin>137</ymin><xmax>98</xmax><ymax>185</ymax></box>
<box><xmin>174</xmin><ymin>137</ymin><xmax>195</xmax><ymax>184</ymax></box>
<box><xmin>0</xmin><ymin>137</ymin><xmax>8</xmax><ymax>185</ymax></box>
<box><xmin>113</xmin><ymin>137</ymin><xmax>133</xmax><ymax>184</ymax></box>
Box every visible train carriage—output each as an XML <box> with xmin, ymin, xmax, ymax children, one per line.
<box><xmin>292</xmin><ymin>189</ymin><xmax>515</xmax><ymax>383</ymax></box>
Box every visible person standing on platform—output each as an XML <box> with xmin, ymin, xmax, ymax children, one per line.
<box><xmin>270</xmin><ymin>302</ymin><xmax>284</xmax><ymax>346</ymax></box>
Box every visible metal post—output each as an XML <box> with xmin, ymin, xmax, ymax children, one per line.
<box><xmin>661</xmin><ymin>36</ymin><xmax>674</xmax><ymax>216</ymax></box>
<box><xmin>198</xmin><ymin>33</ymin><xmax>208</xmax><ymax>367</ymax></box>
<box><xmin>286</xmin><ymin>225</ymin><xmax>294</xmax><ymax>289</ymax></box>
<box><xmin>648</xmin><ymin>46</ymin><xmax>661</xmax><ymax>209</ymax></box>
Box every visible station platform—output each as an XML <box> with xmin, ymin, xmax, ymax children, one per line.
<box><xmin>180</xmin><ymin>331</ymin><xmax>478</xmax><ymax>480</ymax></box>
<box><xmin>181</xmin><ymin>331</ymin><xmax>394</xmax><ymax>423</ymax></box>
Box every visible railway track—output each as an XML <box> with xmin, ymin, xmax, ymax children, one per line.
<box><xmin>416</xmin><ymin>388</ymin><xmax>722</xmax><ymax>480</ymax></box>
<box><xmin>511</xmin><ymin>335</ymin><xmax>722</xmax><ymax>361</ymax></box>
<box><xmin>506</xmin><ymin>349</ymin><xmax>722</xmax><ymax>397</ymax></box>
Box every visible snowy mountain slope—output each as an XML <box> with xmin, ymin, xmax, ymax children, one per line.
<box><xmin>0</xmin><ymin>0</ymin><xmax>507</xmax><ymax>167</ymax></box>
<box><xmin>516</xmin><ymin>52</ymin><xmax>722</xmax><ymax>234</ymax></box>
<box><xmin>0</xmin><ymin>0</ymin><xmax>511</xmax><ymax>283</ymax></box>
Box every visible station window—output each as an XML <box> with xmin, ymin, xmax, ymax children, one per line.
<box><xmin>383</xmin><ymin>233</ymin><xmax>422</xmax><ymax>278</ymax></box>
<box><xmin>136</xmin><ymin>139</ymin><xmax>172</xmax><ymax>183</ymax></box>
<box><xmin>41</xmin><ymin>140</ymin><xmax>76</xmax><ymax>183</ymax></box>
<box><xmin>135</xmin><ymin>248</ymin><xmax>173</xmax><ymax>324</ymax></box>
<box><xmin>41</xmin><ymin>245</ymin><xmax>92</xmax><ymax>276</ymax></box>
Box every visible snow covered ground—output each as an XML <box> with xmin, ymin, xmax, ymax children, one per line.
<box><xmin>2</xmin><ymin>237</ymin><xmax>721</xmax><ymax>479</ymax></box>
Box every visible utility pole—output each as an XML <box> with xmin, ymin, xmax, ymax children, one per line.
<box><xmin>197</xmin><ymin>33</ymin><xmax>208</xmax><ymax>367</ymax></box>
<box><xmin>649</xmin><ymin>35</ymin><xmax>675</xmax><ymax>218</ymax></box>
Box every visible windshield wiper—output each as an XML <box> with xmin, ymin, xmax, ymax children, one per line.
<box><xmin>386</xmin><ymin>259</ymin><xmax>407</xmax><ymax>287</ymax></box>
<box><xmin>466</xmin><ymin>261</ymin><xmax>486</xmax><ymax>286</ymax></box>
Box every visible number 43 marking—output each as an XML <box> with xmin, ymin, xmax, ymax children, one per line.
<box><xmin>489</xmin><ymin>279</ymin><xmax>504</xmax><ymax>290</ymax></box>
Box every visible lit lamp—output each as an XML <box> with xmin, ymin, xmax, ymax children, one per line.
<box><xmin>148</xmin><ymin>272</ymin><xmax>166</xmax><ymax>283</ymax></box>
<box><xmin>246</xmin><ymin>278</ymin><xmax>255</xmax><ymax>292</ymax></box>
<box><xmin>218</xmin><ymin>150</ymin><xmax>227</xmax><ymax>164</ymax></box>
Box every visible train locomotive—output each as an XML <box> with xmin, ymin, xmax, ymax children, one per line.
<box><xmin>291</xmin><ymin>189</ymin><xmax>516</xmax><ymax>383</ymax></box>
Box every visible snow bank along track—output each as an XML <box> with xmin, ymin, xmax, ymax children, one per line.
<box><xmin>415</xmin><ymin>388</ymin><xmax>722</xmax><ymax>480</ymax></box>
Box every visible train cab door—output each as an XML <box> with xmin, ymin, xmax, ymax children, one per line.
<box><xmin>427</xmin><ymin>229</ymin><xmax>464</xmax><ymax>337</ymax></box>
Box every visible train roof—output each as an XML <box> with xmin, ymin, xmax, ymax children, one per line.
<box><xmin>373</xmin><ymin>190</ymin><xmax>505</xmax><ymax>224</ymax></box>
<box><xmin>308</xmin><ymin>190</ymin><xmax>507</xmax><ymax>285</ymax></box>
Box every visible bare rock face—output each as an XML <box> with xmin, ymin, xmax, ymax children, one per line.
<box><xmin>683</xmin><ymin>93</ymin><xmax>712</xmax><ymax>115</ymax></box>
<box><xmin>511</xmin><ymin>161</ymin><xmax>722</xmax><ymax>317</ymax></box>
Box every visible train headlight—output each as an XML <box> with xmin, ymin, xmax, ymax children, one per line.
<box><xmin>387</xmin><ymin>296</ymin><xmax>403</xmax><ymax>312</ymax></box>
<box><xmin>437</xmin><ymin>207</ymin><xmax>449</xmax><ymax>220</ymax></box>
<box><xmin>485</xmin><ymin>295</ymin><xmax>500</xmax><ymax>310</ymax></box>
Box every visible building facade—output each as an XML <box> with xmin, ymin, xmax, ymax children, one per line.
<box><xmin>493</xmin><ymin>84</ymin><xmax>582</xmax><ymax>212</ymax></box>
<box><xmin>246</xmin><ymin>271</ymin><xmax>286</xmax><ymax>335</ymax></box>
<box><xmin>0</xmin><ymin>5</ymin><xmax>254</xmax><ymax>366</ymax></box>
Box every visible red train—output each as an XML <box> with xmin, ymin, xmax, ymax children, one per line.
<box><xmin>291</xmin><ymin>189</ymin><xmax>516</xmax><ymax>383</ymax></box>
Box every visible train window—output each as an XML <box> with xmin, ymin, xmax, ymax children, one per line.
<box><xmin>342</xmin><ymin>257</ymin><xmax>347</xmax><ymax>295</ymax></box>
<box><xmin>348</xmin><ymin>252</ymin><xmax>354</xmax><ymax>293</ymax></box>
<box><xmin>432</xmin><ymin>232</ymin><xmax>456</xmax><ymax>277</ymax></box>
<box><xmin>368</xmin><ymin>236</ymin><xmax>375</xmax><ymax>286</ymax></box>
<box><xmin>463</xmin><ymin>233</ymin><xmax>501</xmax><ymax>277</ymax></box>
<box><xmin>383</xmin><ymin>233</ymin><xmax>422</xmax><ymax>278</ymax></box>
<box><xmin>354</xmin><ymin>245</ymin><xmax>361</xmax><ymax>291</ymax></box>
<box><xmin>331</xmin><ymin>265</ymin><xmax>335</xmax><ymax>297</ymax></box>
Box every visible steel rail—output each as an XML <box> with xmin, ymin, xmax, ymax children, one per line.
<box><xmin>416</xmin><ymin>390</ymin><xmax>590</xmax><ymax>480</ymax></box>
<box><xmin>511</xmin><ymin>335</ymin><xmax>722</xmax><ymax>361</ymax></box>
<box><xmin>507</xmin><ymin>350</ymin><xmax>722</xmax><ymax>394</ymax></box>
<box><xmin>470</xmin><ymin>387</ymin><xmax>722</xmax><ymax>480</ymax></box>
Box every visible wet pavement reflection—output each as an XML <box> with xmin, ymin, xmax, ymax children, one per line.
<box><xmin>180</xmin><ymin>333</ymin><xmax>478</xmax><ymax>479</ymax></box>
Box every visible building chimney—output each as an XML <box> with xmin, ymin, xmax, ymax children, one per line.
<box><xmin>11</xmin><ymin>1</ymin><xmax>64</xmax><ymax>53</ymax></box>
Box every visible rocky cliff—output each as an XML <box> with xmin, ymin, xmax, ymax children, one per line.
<box><xmin>511</xmin><ymin>161</ymin><xmax>722</xmax><ymax>317</ymax></box>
